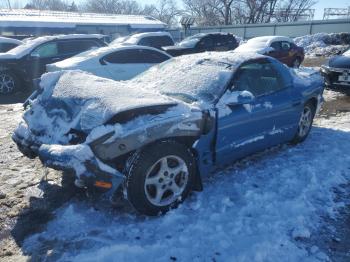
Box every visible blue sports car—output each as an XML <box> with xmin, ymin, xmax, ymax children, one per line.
<box><xmin>13</xmin><ymin>52</ymin><xmax>324</xmax><ymax>215</ymax></box>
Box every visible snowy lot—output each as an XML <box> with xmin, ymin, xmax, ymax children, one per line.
<box><xmin>0</xmin><ymin>88</ymin><xmax>349</xmax><ymax>262</ymax></box>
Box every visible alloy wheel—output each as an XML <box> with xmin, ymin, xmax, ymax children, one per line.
<box><xmin>298</xmin><ymin>106</ymin><xmax>312</xmax><ymax>137</ymax></box>
<box><xmin>144</xmin><ymin>155</ymin><xmax>189</xmax><ymax>207</ymax></box>
<box><xmin>0</xmin><ymin>73</ymin><xmax>15</xmax><ymax>94</ymax></box>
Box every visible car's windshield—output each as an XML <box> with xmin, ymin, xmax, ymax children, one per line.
<box><xmin>133</xmin><ymin>57</ymin><xmax>233</xmax><ymax>105</ymax></box>
<box><xmin>6</xmin><ymin>37</ymin><xmax>46</xmax><ymax>57</ymax></box>
<box><xmin>177</xmin><ymin>34</ymin><xmax>204</xmax><ymax>48</ymax></box>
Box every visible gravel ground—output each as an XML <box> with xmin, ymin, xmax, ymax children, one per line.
<box><xmin>0</xmin><ymin>73</ymin><xmax>349</xmax><ymax>261</ymax></box>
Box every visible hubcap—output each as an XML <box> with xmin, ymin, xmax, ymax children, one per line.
<box><xmin>144</xmin><ymin>155</ymin><xmax>189</xmax><ymax>207</ymax></box>
<box><xmin>0</xmin><ymin>73</ymin><xmax>15</xmax><ymax>94</ymax></box>
<box><xmin>298</xmin><ymin>106</ymin><xmax>312</xmax><ymax>137</ymax></box>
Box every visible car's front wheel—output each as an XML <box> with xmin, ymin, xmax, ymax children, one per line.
<box><xmin>0</xmin><ymin>71</ymin><xmax>19</xmax><ymax>95</ymax></box>
<box><xmin>291</xmin><ymin>101</ymin><xmax>316</xmax><ymax>144</ymax></box>
<box><xmin>125</xmin><ymin>141</ymin><xmax>195</xmax><ymax>216</ymax></box>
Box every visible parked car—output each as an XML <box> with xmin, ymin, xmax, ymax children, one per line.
<box><xmin>162</xmin><ymin>33</ymin><xmax>239</xmax><ymax>57</ymax></box>
<box><xmin>0</xmin><ymin>34</ymin><xmax>106</xmax><ymax>95</ymax></box>
<box><xmin>110</xmin><ymin>32</ymin><xmax>175</xmax><ymax>50</ymax></box>
<box><xmin>0</xmin><ymin>36</ymin><xmax>23</xmax><ymax>53</ymax></box>
<box><xmin>234</xmin><ymin>36</ymin><xmax>304</xmax><ymax>68</ymax></box>
<box><xmin>13</xmin><ymin>52</ymin><xmax>324</xmax><ymax>216</ymax></box>
<box><xmin>320</xmin><ymin>47</ymin><xmax>350</xmax><ymax>95</ymax></box>
<box><xmin>46</xmin><ymin>45</ymin><xmax>172</xmax><ymax>81</ymax></box>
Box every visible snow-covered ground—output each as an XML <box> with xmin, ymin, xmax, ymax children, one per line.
<box><xmin>294</xmin><ymin>33</ymin><xmax>350</xmax><ymax>57</ymax></box>
<box><xmin>12</xmin><ymin>91</ymin><xmax>348</xmax><ymax>261</ymax></box>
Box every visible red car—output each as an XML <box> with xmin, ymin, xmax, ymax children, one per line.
<box><xmin>235</xmin><ymin>36</ymin><xmax>304</xmax><ymax>68</ymax></box>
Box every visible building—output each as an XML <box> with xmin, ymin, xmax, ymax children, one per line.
<box><xmin>0</xmin><ymin>9</ymin><xmax>166</xmax><ymax>40</ymax></box>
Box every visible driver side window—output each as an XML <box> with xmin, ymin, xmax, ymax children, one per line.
<box><xmin>233</xmin><ymin>60</ymin><xmax>285</xmax><ymax>97</ymax></box>
<box><xmin>31</xmin><ymin>42</ymin><xmax>58</xmax><ymax>58</ymax></box>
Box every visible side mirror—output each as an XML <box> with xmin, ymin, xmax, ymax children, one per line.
<box><xmin>225</xmin><ymin>90</ymin><xmax>255</xmax><ymax>106</ymax></box>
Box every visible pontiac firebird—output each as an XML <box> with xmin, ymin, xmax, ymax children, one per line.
<box><xmin>13</xmin><ymin>52</ymin><xmax>324</xmax><ymax>215</ymax></box>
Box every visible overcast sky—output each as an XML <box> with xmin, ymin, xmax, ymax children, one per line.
<box><xmin>4</xmin><ymin>0</ymin><xmax>350</xmax><ymax>20</ymax></box>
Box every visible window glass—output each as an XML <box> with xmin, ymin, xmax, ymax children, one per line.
<box><xmin>270</xmin><ymin>41</ymin><xmax>281</xmax><ymax>51</ymax></box>
<box><xmin>0</xmin><ymin>43</ymin><xmax>17</xmax><ymax>53</ymax></box>
<box><xmin>281</xmin><ymin>41</ymin><xmax>291</xmax><ymax>51</ymax></box>
<box><xmin>31</xmin><ymin>42</ymin><xmax>58</xmax><ymax>58</ymax></box>
<box><xmin>138</xmin><ymin>37</ymin><xmax>151</xmax><ymax>47</ymax></box>
<box><xmin>103</xmin><ymin>49</ymin><xmax>169</xmax><ymax>64</ymax></box>
<box><xmin>233</xmin><ymin>60</ymin><xmax>285</xmax><ymax>96</ymax></box>
<box><xmin>58</xmin><ymin>40</ymin><xmax>99</xmax><ymax>55</ymax></box>
<box><xmin>197</xmin><ymin>36</ymin><xmax>214</xmax><ymax>49</ymax></box>
<box><xmin>140</xmin><ymin>49</ymin><xmax>169</xmax><ymax>63</ymax></box>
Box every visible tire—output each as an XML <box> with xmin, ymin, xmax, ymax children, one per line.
<box><xmin>125</xmin><ymin>140</ymin><xmax>196</xmax><ymax>216</ymax></box>
<box><xmin>291</xmin><ymin>101</ymin><xmax>316</xmax><ymax>144</ymax></box>
<box><xmin>292</xmin><ymin>57</ymin><xmax>302</xmax><ymax>68</ymax></box>
<box><xmin>0</xmin><ymin>71</ymin><xmax>19</xmax><ymax>95</ymax></box>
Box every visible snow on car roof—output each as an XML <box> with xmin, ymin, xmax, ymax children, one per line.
<box><xmin>51</xmin><ymin>44</ymin><xmax>171</xmax><ymax>69</ymax></box>
<box><xmin>0</xmin><ymin>9</ymin><xmax>166</xmax><ymax>29</ymax></box>
<box><xmin>235</xmin><ymin>36</ymin><xmax>293</xmax><ymax>54</ymax></box>
<box><xmin>120</xmin><ymin>32</ymin><xmax>174</xmax><ymax>45</ymax></box>
<box><xmin>0</xmin><ymin>36</ymin><xmax>23</xmax><ymax>45</ymax></box>
<box><xmin>1</xmin><ymin>34</ymin><xmax>104</xmax><ymax>59</ymax></box>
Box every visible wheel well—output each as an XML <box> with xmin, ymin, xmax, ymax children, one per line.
<box><xmin>306</xmin><ymin>97</ymin><xmax>318</xmax><ymax>109</ymax></box>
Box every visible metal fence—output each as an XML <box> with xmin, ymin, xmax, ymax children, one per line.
<box><xmin>167</xmin><ymin>18</ymin><xmax>350</xmax><ymax>42</ymax></box>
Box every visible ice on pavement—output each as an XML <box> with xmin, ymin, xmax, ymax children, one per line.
<box><xmin>22</xmin><ymin>113</ymin><xmax>350</xmax><ymax>261</ymax></box>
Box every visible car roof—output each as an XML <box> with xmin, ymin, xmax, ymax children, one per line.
<box><xmin>0</xmin><ymin>36</ymin><xmax>23</xmax><ymax>45</ymax></box>
<box><xmin>2</xmin><ymin>34</ymin><xmax>106</xmax><ymax>59</ymax></box>
<box><xmin>248</xmin><ymin>36</ymin><xmax>293</xmax><ymax>45</ymax></box>
<box><xmin>63</xmin><ymin>44</ymin><xmax>172</xmax><ymax>61</ymax></box>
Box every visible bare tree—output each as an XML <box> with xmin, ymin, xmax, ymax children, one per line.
<box><xmin>25</xmin><ymin>0</ymin><xmax>69</xmax><ymax>11</ymax></box>
<box><xmin>183</xmin><ymin>0</ymin><xmax>317</xmax><ymax>25</ymax></box>
<box><xmin>83</xmin><ymin>0</ymin><xmax>142</xmax><ymax>14</ymax></box>
<box><xmin>274</xmin><ymin>0</ymin><xmax>316</xmax><ymax>22</ymax></box>
<box><xmin>143</xmin><ymin>0</ymin><xmax>181</xmax><ymax>27</ymax></box>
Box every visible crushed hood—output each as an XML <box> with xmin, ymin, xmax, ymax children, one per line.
<box><xmin>22</xmin><ymin>70</ymin><xmax>180</xmax><ymax>145</ymax></box>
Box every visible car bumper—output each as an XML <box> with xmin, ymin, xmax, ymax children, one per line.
<box><xmin>12</xmin><ymin>123</ymin><xmax>124</xmax><ymax>191</ymax></box>
<box><xmin>320</xmin><ymin>66</ymin><xmax>350</xmax><ymax>92</ymax></box>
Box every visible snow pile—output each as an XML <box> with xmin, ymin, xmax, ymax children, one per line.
<box><xmin>22</xmin><ymin>114</ymin><xmax>350</xmax><ymax>261</ymax></box>
<box><xmin>294</xmin><ymin>32</ymin><xmax>350</xmax><ymax>57</ymax></box>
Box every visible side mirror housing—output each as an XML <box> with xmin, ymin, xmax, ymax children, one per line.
<box><xmin>225</xmin><ymin>90</ymin><xmax>255</xmax><ymax>106</ymax></box>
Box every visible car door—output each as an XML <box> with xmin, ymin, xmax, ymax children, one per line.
<box><xmin>26</xmin><ymin>41</ymin><xmax>61</xmax><ymax>79</ymax></box>
<box><xmin>101</xmin><ymin>49</ymin><xmax>149</xmax><ymax>81</ymax></box>
<box><xmin>215</xmin><ymin>58</ymin><xmax>300</xmax><ymax>166</ymax></box>
<box><xmin>269</xmin><ymin>41</ymin><xmax>291</xmax><ymax>65</ymax></box>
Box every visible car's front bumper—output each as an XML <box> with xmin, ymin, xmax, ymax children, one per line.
<box><xmin>320</xmin><ymin>66</ymin><xmax>350</xmax><ymax>93</ymax></box>
<box><xmin>12</xmin><ymin>123</ymin><xmax>124</xmax><ymax>192</ymax></box>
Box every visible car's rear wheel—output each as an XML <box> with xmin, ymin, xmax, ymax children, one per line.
<box><xmin>125</xmin><ymin>141</ymin><xmax>195</xmax><ymax>216</ymax></box>
<box><xmin>0</xmin><ymin>71</ymin><xmax>19</xmax><ymax>95</ymax></box>
<box><xmin>291</xmin><ymin>101</ymin><xmax>316</xmax><ymax>144</ymax></box>
<box><xmin>292</xmin><ymin>57</ymin><xmax>302</xmax><ymax>68</ymax></box>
